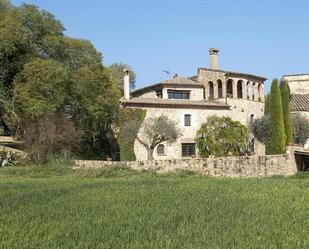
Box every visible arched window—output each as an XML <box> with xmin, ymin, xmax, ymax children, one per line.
<box><xmin>157</xmin><ymin>144</ymin><xmax>165</xmax><ymax>156</ymax></box>
<box><xmin>246</xmin><ymin>81</ymin><xmax>250</xmax><ymax>99</ymax></box>
<box><xmin>208</xmin><ymin>81</ymin><xmax>214</xmax><ymax>99</ymax></box>
<box><xmin>226</xmin><ymin>79</ymin><xmax>233</xmax><ymax>97</ymax></box>
<box><xmin>252</xmin><ymin>83</ymin><xmax>255</xmax><ymax>100</ymax></box>
<box><xmin>258</xmin><ymin>83</ymin><xmax>262</xmax><ymax>101</ymax></box>
<box><xmin>237</xmin><ymin>80</ymin><xmax>243</xmax><ymax>98</ymax></box>
<box><xmin>250</xmin><ymin>114</ymin><xmax>254</xmax><ymax>123</ymax></box>
<box><xmin>217</xmin><ymin>80</ymin><xmax>223</xmax><ymax>98</ymax></box>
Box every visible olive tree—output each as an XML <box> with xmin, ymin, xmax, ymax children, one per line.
<box><xmin>123</xmin><ymin>115</ymin><xmax>181</xmax><ymax>160</ymax></box>
<box><xmin>292</xmin><ymin>113</ymin><xmax>309</xmax><ymax>147</ymax></box>
<box><xmin>250</xmin><ymin>114</ymin><xmax>270</xmax><ymax>144</ymax></box>
<box><xmin>196</xmin><ymin>115</ymin><xmax>249</xmax><ymax>157</ymax></box>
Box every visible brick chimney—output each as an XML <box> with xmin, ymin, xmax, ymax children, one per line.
<box><xmin>123</xmin><ymin>68</ymin><xmax>130</xmax><ymax>99</ymax></box>
<box><xmin>209</xmin><ymin>48</ymin><xmax>219</xmax><ymax>70</ymax></box>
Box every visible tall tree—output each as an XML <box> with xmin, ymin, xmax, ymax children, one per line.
<box><xmin>108</xmin><ymin>63</ymin><xmax>136</xmax><ymax>92</ymax></box>
<box><xmin>267</xmin><ymin>79</ymin><xmax>286</xmax><ymax>154</ymax></box>
<box><xmin>280</xmin><ymin>79</ymin><xmax>293</xmax><ymax>145</ymax></box>
<box><xmin>264</xmin><ymin>93</ymin><xmax>270</xmax><ymax>115</ymax></box>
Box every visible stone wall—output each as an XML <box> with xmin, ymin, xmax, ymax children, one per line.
<box><xmin>75</xmin><ymin>154</ymin><xmax>297</xmax><ymax>177</ymax></box>
<box><xmin>283</xmin><ymin>74</ymin><xmax>309</xmax><ymax>95</ymax></box>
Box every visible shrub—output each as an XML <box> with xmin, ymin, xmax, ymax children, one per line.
<box><xmin>196</xmin><ymin>115</ymin><xmax>249</xmax><ymax>157</ymax></box>
<box><xmin>292</xmin><ymin>113</ymin><xmax>309</xmax><ymax>147</ymax></box>
<box><xmin>250</xmin><ymin>115</ymin><xmax>270</xmax><ymax>144</ymax></box>
<box><xmin>0</xmin><ymin>151</ymin><xmax>16</xmax><ymax>167</ymax></box>
<box><xmin>118</xmin><ymin>109</ymin><xmax>146</xmax><ymax>161</ymax></box>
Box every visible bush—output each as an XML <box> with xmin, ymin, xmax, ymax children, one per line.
<box><xmin>250</xmin><ymin>115</ymin><xmax>270</xmax><ymax>144</ymax></box>
<box><xmin>292</xmin><ymin>113</ymin><xmax>309</xmax><ymax>147</ymax></box>
<box><xmin>0</xmin><ymin>151</ymin><xmax>16</xmax><ymax>167</ymax></box>
<box><xmin>22</xmin><ymin>113</ymin><xmax>81</xmax><ymax>163</ymax></box>
<box><xmin>118</xmin><ymin>109</ymin><xmax>146</xmax><ymax>161</ymax></box>
<box><xmin>196</xmin><ymin>115</ymin><xmax>249</xmax><ymax>157</ymax></box>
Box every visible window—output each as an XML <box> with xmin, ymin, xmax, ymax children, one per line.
<box><xmin>182</xmin><ymin>143</ymin><xmax>196</xmax><ymax>157</ymax></box>
<box><xmin>157</xmin><ymin>144</ymin><xmax>165</xmax><ymax>155</ymax></box>
<box><xmin>250</xmin><ymin>114</ymin><xmax>254</xmax><ymax>123</ymax></box>
<box><xmin>184</xmin><ymin>114</ymin><xmax>191</xmax><ymax>126</ymax></box>
<box><xmin>155</xmin><ymin>89</ymin><xmax>162</xmax><ymax>98</ymax></box>
<box><xmin>167</xmin><ymin>90</ymin><xmax>190</xmax><ymax>99</ymax></box>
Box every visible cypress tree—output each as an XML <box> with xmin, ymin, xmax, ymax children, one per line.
<box><xmin>264</xmin><ymin>93</ymin><xmax>271</xmax><ymax>115</ymax></box>
<box><xmin>267</xmin><ymin>79</ymin><xmax>286</xmax><ymax>154</ymax></box>
<box><xmin>280</xmin><ymin>79</ymin><xmax>293</xmax><ymax>145</ymax></box>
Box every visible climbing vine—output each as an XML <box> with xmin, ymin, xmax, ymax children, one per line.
<box><xmin>118</xmin><ymin>108</ymin><xmax>146</xmax><ymax>161</ymax></box>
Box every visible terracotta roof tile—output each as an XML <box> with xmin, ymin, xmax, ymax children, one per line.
<box><xmin>122</xmin><ymin>97</ymin><xmax>230</xmax><ymax>109</ymax></box>
<box><xmin>291</xmin><ymin>94</ymin><xmax>309</xmax><ymax>112</ymax></box>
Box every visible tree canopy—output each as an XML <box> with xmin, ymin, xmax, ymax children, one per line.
<box><xmin>196</xmin><ymin>115</ymin><xmax>249</xmax><ymax>157</ymax></box>
<box><xmin>0</xmin><ymin>1</ymin><xmax>133</xmax><ymax>161</ymax></box>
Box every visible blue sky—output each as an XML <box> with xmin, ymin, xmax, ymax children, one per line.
<box><xmin>11</xmin><ymin>0</ymin><xmax>309</xmax><ymax>93</ymax></box>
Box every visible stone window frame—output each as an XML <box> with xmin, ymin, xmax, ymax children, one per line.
<box><xmin>167</xmin><ymin>90</ymin><xmax>190</xmax><ymax>99</ymax></box>
<box><xmin>184</xmin><ymin>114</ymin><xmax>191</xmax><ymax>127</ymax></box>
<box><xmin>181</xmin><ymin>143</ymin><xmax>196</xmax><ymax>157</ymax></box>
<box><xmin>157</xmin><ymin>144</ymin><xmax>165</xmax><ymax>156</ymax></box>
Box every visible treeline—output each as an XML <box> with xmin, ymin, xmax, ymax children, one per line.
<box><xmin>0</xmin><ymin>0</ymin><xmax>133</xmax><ymax>162</ymax></box>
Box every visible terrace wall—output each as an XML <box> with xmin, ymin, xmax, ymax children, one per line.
<box><xmin>75</xmin><ymin>153</ymin><xmax>297</xmax><ymax>177</ymax></box>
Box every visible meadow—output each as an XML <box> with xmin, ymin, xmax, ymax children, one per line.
<box><xmin>1</xmin><ymin>165</ymin><xmax>309</xmax><ymax>249</ymax></box>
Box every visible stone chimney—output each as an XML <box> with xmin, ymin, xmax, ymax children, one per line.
<box><xmin>209</xmin><ymin>48</ymin><xmax>219</xmax><ymax>70</ymax></box>
<box><xmin>123</xmin><ymin>68</ymin><xmax>130</xmax><ymax>99</ymax></box>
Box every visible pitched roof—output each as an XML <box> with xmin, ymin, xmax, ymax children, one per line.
<box><xmin>291</xmin><ymin>94</ymin><xmax>309</xmax><ymax>112</ymax></box>
<box><xmin>198</xmin><ymin>68</ymin><xmax>267</xmax><ymax>81</ymax></box>
<box><xmin>131</xmin><ymin>76</ymin><xmax>203</xmax><ymax>96</ymax></box>
<box><xmin>122</xmin><ymin>97</ymin><xmax>230</xmax><ymax>109</ymax></box>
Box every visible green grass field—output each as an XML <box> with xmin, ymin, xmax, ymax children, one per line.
<box><xmin>1</xmin><ymin>165</ymin><xmax>309</xmax><ymax>248</ymax></box>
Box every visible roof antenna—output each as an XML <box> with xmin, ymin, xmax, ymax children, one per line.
<box><xmin>162</xmin><ymin>69</ymin><xmax>170</xmax><ymax>78</ymax></box>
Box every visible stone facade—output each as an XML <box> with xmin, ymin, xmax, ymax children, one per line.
<box><xmin>283</xmin><ymin>74</ymin><xmax>309</xmax><ymax>148</ymax></box>
<box><xmin>283</xmin><ymin>74</ymin><xmax>309</xmax><ymax>95</ymax></box>
<box><xmin>134</xmin><ymin>98</ymin><xmax>265</xmax><ymax>161</ymax></box>
<box><xmin>122</xmin><ymin>49</ymin><xmax>267</xmax><ymax>161</ymax></box>
<box><xmin>75</xmin><ymin>153</ymin><xmax>297</xmax><ymax>177</ymax></box>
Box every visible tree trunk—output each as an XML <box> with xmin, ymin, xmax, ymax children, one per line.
<box><xmin>147</xmin><ymin>147</ymin><xmax>154</xmax><ymax>160</ymax></box>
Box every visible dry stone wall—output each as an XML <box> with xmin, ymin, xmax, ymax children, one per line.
<box><xmin>75</xmin><ymin>154</ymin><xmax>297</xmax><ymax>177</ymax></box>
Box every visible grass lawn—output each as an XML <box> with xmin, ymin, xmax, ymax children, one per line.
<box><xmin>1</xmin><ymin>165</ymin><xmax>309</xmax><ymax>248</ymax></box>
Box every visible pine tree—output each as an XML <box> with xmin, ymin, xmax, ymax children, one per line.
<box><xmin>280</xmin><ymin>79</ymin><xmax>293</xmax><ymax>145</ymax></box>
<box><xmin>267</xmin><ymin>79</ymin><xmax>286</xmax><ymax>154</ymax></box>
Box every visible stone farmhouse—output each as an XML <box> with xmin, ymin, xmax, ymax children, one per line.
<box><xmin>121</xmin><ymin>49</ymin><xmax>266</xmax><ymax>161</ymax></box>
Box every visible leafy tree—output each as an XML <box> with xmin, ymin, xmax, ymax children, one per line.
<box><xmin>108</xmin><ymin>63</ymin><xmax>136</xmax><ymax>92</ymax></box>
<box><xmin>14</xmin><ymin>58</ymin><xmax>68</xmax><ymax>120</ymax></box>
<box><xmin>292</xmin><ymin>113</ymin><xmax>309</xmax><ymax>147</ymax></box>
<box><xmin>280</xmin><ymin>79</ymin><xmax>293</xmax><ymax>144</ymax></box>
<box><xmin>196</xmin><ymin>115</ymin><xmax>248</xmax><ymax>157</ymax></box>
<box><xmin>123</xmin><ymin>115</ymin><xmax>181</xmax><ymax>160</ymax></box>
<box><xmin>267</xmin><ymin>79</ymin><xmax>286</xmax><ymax>154</ymax></box>
<box><xmin>250</xmin><ymin>114</ymin><xmax>270</xmax><ymax>144</ymax></box>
